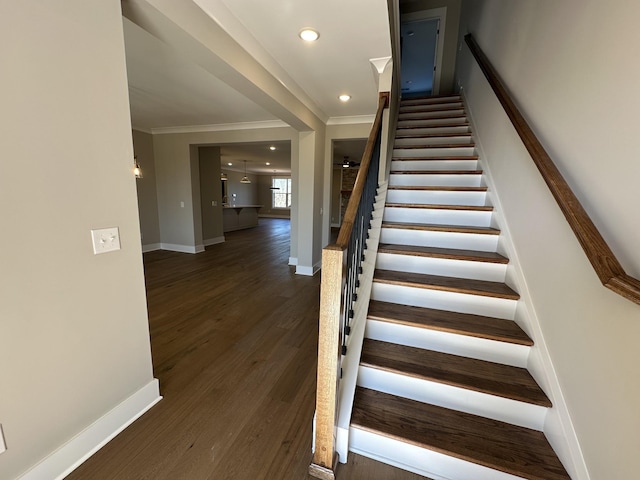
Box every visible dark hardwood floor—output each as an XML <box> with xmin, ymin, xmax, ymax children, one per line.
<box><xmin>66</xmin><ymin>219</ymin><xmax>424</xmax><ymax>480</ymax></box>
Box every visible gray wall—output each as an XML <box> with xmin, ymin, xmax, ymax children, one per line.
<box><xmin>199</xmin><ymin>147</ymin><xmax>224</xmax><ymax>243</ymax></box>
<box><xmin>133</xmin><ymin>130</ymin><xmax>161</xmax><ymax>248</ymax></box>
<box><xmin>0</xmin><ymin>2</ymin><xmax>156</xmax><ymax>478</ymax></box>
<box><xmin>456</xmin><ymin>1</ymin><xmax>640</xmax><ymax>478</ymax></box>
<box><xmin>401</xmin><ymin>0</ymin><xmax>461</xmax><ymax>94</ymax></box>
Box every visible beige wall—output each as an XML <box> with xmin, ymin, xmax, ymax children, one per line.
<box><xmin>199</xmin><ymin>147</ymin><xmax>224</xmax><ymax>243</ymax></box>
<box><xmin>400</xmin><ymin>0</ymin><xmax>461</xmax><ymax>94</ymax></box>
<box><xmin>0</xmin><ymin>1</ymin><xmax>156</xmax><ymax>478</ymax></box>
<box><xmin>457</xmin><ymin>1</ymin><xmax>640</xmax><ymax>478</ymax></box>
<box><xmin>133</xmin><ymin>130</ymin><xmax>161</xmax><ymax>247</ymax></box>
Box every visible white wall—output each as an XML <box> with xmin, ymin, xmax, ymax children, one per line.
<box><xmin>0</xmin><ymin>1</ymin><xmax>157</xmax><ymax>478</ymax></box>
<box><xmin>457</xmin><ymin>1</ymin><xmax>640</xmax><ymax>478</ymax></box>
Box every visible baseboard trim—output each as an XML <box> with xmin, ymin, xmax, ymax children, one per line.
<box><xmin>296</xmin><ymin>261</ymin><xmax>321</xmax><ymax>276</ymax></box>
<box><xmin>203</xmin><ymin>236</ymin><xmax>225</xmax><ymax>247</ymax></box>
<box><xmin>142</xmin><ymin>243</ymin><xmax>161</xmax><ymax>253</ymax></box>
<box><xmin>288</xmin><ymin>257</ymin><xmax>298</xmax><ymax>266</ymax></box>
<box><xmin>159</xmin><ymin>243</ymin><xmax>198</xmax><ymax>254</ymax></box>
<box><xmin>258</xmin><ymin>214</ymin><xmax>291</xmax><ymax>219</ymax></box>
<box><xmin>19</xmin><ymin>379</ymin><xmax>162</xmax><ymax>480</ymax></box>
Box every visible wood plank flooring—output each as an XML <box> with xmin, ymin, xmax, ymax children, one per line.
<box><xmin>65</xmin><ymin>219</ymin><xmax>423</xmax><ymax>480</ymax></box>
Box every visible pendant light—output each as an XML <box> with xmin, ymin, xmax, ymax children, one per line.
<box><xmin>240</xmin><ymin>160</ymin><xmax>251</xmax><ymax>184</ymax></box>
<box><xmin>133</xmin><ymin>155</ymin><xmax>143</xmax><ymax>178</ymax></box>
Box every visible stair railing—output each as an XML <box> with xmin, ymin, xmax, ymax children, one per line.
<box><xmin>464</xmin><ymin>33</ymin><xmax>640</xmax><ymax>306</ymax></box>
<box><xmin>309</xmin><ymin>91</ymin><xmax>389</xmax><ymax>479</ymax></box>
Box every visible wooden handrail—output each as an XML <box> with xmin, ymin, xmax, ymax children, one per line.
<box><xmin>464</xmin><ymin>34</ymin><xmax>640</xmax><ymax>306</ymax></box>
<box><xmin>309</xmin><ymin>91</ymin><xmax>389</xmax><ymax>479</ymax></box>
<box><xmin>336</xmin><ymin>92</ymin><xmax>390</xmax><ymax>247</ymax></box>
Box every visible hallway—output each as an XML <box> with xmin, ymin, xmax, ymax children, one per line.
<box><xmin>66</xmin><ymin>219</ymin><xmax>424</xmax><ymax>480</ymax></box>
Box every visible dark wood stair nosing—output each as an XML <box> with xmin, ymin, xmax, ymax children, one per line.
<box><xmin>351</xmin><ymin>387</ymin><xmax>570</xmax><ymax>480</ymax></box>
<box><xmin>367</xmin><ymin>300</ymin><xmax>532</xmax><ymax>346</ymax></box>
<box><xmin>381</xmin><ymin>221</ymin><xmax>500</xmax><ymax>235</ymax></box>
<box><xmin>377</xmin><ymin>243</ymin><xmax>507</xmax><ymax>264</ymax></box>
<box><xmin>373</xmin><ymin>269</ymin><xmax>520</xmax><ymax>301</ymax></box>
<box><xmin>360</xmin><ymin>338</ymin><xmax>550</xmax><ymax>407</ymax></box>
<box><xmin>384</xmin><ymin>203</ymin><xmax>493</xmax><ymax>212</ymax></box>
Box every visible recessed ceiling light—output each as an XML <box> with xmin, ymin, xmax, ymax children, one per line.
<box><xmin>266</xmin><ymin>162</ymin><xmax>271</xmax><ymax>166</ymax></box>
<box><xmin>269</xmin><ymin>146</ymin><xmax>276</xmax><ymax>151</ymax></box>
<box><xmin>339</xmin><ymin>94</ymin><xmax>351</xmax><ymax>102</ymax></box>
<box><xmin>228</xmin><ymin>162</ymin><xmax>232</xmax><ymax>166</ymax></box>
<box><xmin>299</xmin><ymin>28</ymin><xmax>319</xmax><ymax>42</ymax></box>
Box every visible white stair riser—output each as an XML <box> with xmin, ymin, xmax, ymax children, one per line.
<box><xmin>397</xmin><ymin>117</ymin><xmax>467</xmax><ymax>127</ymax></box>
<box><xmin>400</xmin><ymin>102</ymin><xmax>463</xmax><ymax>112</ymax></box>
<box><xmin>380</xmin><ymin>228</ymin><xmax>499</xmax><ymax>252</ymax></box>
<box><xmin>399</xmin><ymin>109</ymin><xmax>465</xmax><ymax>120</ymax></box>
<box><xmin>383</xmin><ymin>207</ymin><xmax>492</xmax><ymax>228</ymax></box>
<box><xmin>358</xmin><ymin>367</ymin><xmax>546</xmax><ymax>430</ymax></box>
<box><xmin>390</xmin><ymin>159</ymin><xmax>478</xmax><ymax>171</ymax></box>
<box><xmin>393</xmin><ymin>146</ymin><xmax>476</xmax><ymax>158</ymax></box>
<box><xmin>386</xmin><ymin>189</ymin><xmax>487</xmax><ymax>206</ymax></box>
<box><xmin>366</xmin><ymin>319</ymin><xmax>529</xmax><ymax>368</ymax></box>
<box><xmin>389</xmin><ymin>173</ymin><xmax>482</xmax><ymax>187</ymax></box>
<box><xmin>376</xmin><ymin>253</ymin><xmax>507</xmax><ymax>282</ymax></box>
<box><xmin>396</xmin><ymin>125</ymin><xmax>470</xmax><ymax>136</ymax></box>
<box><xmin>349</xmin><ymin>428</ymin><xmax>523</xmax><ymax>480</ymax></box>
<box><xmin>371</xmin><ymin>282</ymin><xmax>517</xmax><ymax>319</ymax></box>
<box><xmin>394</xmin><ymin>136</ymin><xmax>473</xmax><ymax>147</ymax></box>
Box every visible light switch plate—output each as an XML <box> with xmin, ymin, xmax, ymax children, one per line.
<box><xmin>91</xmin><ymin>227</ymin><xmax>120</xmax><ymax>254</ymax></box>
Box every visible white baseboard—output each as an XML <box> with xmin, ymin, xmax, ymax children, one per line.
<box><xmin>141</xmin><ymin>243</ymin><xmax>161</xmax><ymax>253</ymax></box>
<box><xmin>203</xmin><ymin>236</ymin><xmax>225</xmax><ymax>247</ymax></box>
<box><xmin>194</xmin><ymin>244</ymin><xmax>205</xmax><ymax>253</ymax></box>
<box><xmin>19</xmin><ymin>379</ymin><xmax>162</xmax><ymax>480</ymax></box>
<box><xmin>159</xmin><ymin>243</ymin><xmax>198</xmax><ymax>254</ymax></box>
<box><xmin>288</xmin><ymin>257</ymin><xmax>298</xmax><ymax>266</ymax></box>
<box><xmin>295</xmin><ymin>260</ymin><xmax>321</xmax><ymax>276</ymax></box>
<box><xmin>258</xmin><ymin>214</ymin><xmax>290</xmax><ymax>219</ymax></box>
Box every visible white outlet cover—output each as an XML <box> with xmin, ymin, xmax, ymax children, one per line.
<box><xmin>91</xmin><ymin>227</ymin><xmax>121</xmax><ymax>254</ymax></box>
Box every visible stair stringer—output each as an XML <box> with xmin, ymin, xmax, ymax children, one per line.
<box><xmin>334</xmin><ymin>181</ymin><xmax>389</xmax><ymax>463</ymax></box>
<box><xmin>461</xmin><ymin>88</ymin><xmax>590</xmax><ymax>480</ymax></box>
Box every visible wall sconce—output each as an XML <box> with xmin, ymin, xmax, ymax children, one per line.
<box><xmin>133</xmin><ymin>155</ymin><xmax>143</xmax><ymax>179</ymax></box>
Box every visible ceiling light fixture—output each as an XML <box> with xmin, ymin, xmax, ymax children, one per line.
<box><xmin>228</xmin><ymin>162</ymin><xmax>233</xmax><ymax>166</ymax></box>
<box><xmin>133</xmin><ymin>155</ymin><xmax>142</xmax><ymax>179</ymax></box>
<box><xmin>240</xmin><ymin>160</ymin><xmax>251</xmax><ymax>184</ymax></box>
<box><xmin>299</xmin><ymin>28</ymin><xmax>319</xmax><ymax>42</ymax></box>
<box><xmin>269</xmin><ymin>146</ymin><xmax>276</xmax><ymax>151</ymax></box>
<box><xmin>339</xmin><ymin>94</ymin><xmax>351</xmax><ymax>102</ymax></box>
<box><xmin>266</xmin><ymin>162</ymin><xmax>271</xmax><ymax>166</ymax></box>
<box><xmin>220</xmin><ymin>172</ymin><xmax>228</xmax><ymax>181</ymax></box>
<box><xmin>342</xmin><ymin>156</ymin><xmax>350</xmax><ymax>168</ymax></box>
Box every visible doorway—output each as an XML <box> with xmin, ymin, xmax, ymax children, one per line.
<box><xmin>400</xmin><ymin>8</ymin><xmax>446</xmax><ymax>97</ymax></box>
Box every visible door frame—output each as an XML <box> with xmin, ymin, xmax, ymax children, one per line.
<box><xmin>401</xmin><ymin>7</ymin><xmax>446</xmax><ymax>96</ymax></box>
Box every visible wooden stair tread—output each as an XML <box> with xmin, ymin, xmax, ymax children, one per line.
<box><xmin>352</xmin><ymin>388</ymin><xmax>570</xmax><ymax>480</ymax></box>
<box><xmin>390</xmin><ymin>170</ymin><xmax>482</xmax><ymax>175</ymax></box>
<box><xmin>367</xmin><ymin>300</ymin><xmax>532</xmax><ymax>345</ymax></box>
<box><xmin>395</xmin><ymin>132</ymin><xmax>471</xmax><ymax>139</ymax></box>
<box><xmin>374</xmin><ymin>269</ymin><xmax>519</xmax><ymax>300</ymax></box>
<box><xmin>377</xmin><ymin>243</ymin><xmax>507</xmax><ymax>263</ymax></box>
<box><xmin>382</xmin><ymin>221</ymin><xmax>500</xmax><ymax>235</ymax></box>
<box><xmin>361</xmin><ymin>339</ymin><xmax>549</xmax><ymax>406</ymax></box>
<box><xmin>393</xmin><ymin>143</ymin><xmax>475</xmax><ymax>149</ymax></box>
<box><xmin>391</xmin><ymin>156</ymin><xmax>478</xmax><ymax>161</ymax></box>
<box><xmin>397</xmin><ymin>122</ymin><xmax>469</xmax><ymax>129</ymax></box>
<box><xmin>388</xmin><ymin>185</ymin><xmax>488</xmax><ymax>192</ymax></box>
<box><xmin>398</xmin><ymin>114</ymin><xmax>467</xmax><ymax>122</ymax></box>
<box><xmin>385</xmin><ymin>203</ymin><xmax>493</xmax><ymax>212</ymax></box>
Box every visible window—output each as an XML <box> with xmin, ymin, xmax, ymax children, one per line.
<box><xmin>272</xmin><ymin>177</ymin><xmax>292</xmax><ymax>209</ymax></box>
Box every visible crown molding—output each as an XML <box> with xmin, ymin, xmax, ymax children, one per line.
<box><xmin>150</xmin><ymin>119</ymin><xmax>289</xmax><ymax>135</ymax></box>
<box><xmin>326</xmin><ymin>115</ymin><xmax>375</xmax><ymax>126</ymax></box>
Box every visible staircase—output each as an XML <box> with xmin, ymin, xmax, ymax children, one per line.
<box><xmin>348</xmin><ymin>96</ymin><xmax>571</xmax><ymax>480</ymax></box>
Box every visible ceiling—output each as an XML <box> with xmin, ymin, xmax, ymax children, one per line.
<box><xmin>123</xmin><ymin>0</ymin><xmax>390</xmax><ymax>175</ymax></box>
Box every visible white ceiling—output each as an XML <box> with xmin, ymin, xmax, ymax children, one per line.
<box><xmin>123</xmin><ymin>0</ymin><xmax>391</xmax><ymax>174</ymax></box>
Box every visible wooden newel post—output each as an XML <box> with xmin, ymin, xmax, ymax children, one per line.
<box><xmin>309</xmin><ymin>246</ymin><xmax>346</xmax><ymax>479</ymax></box>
